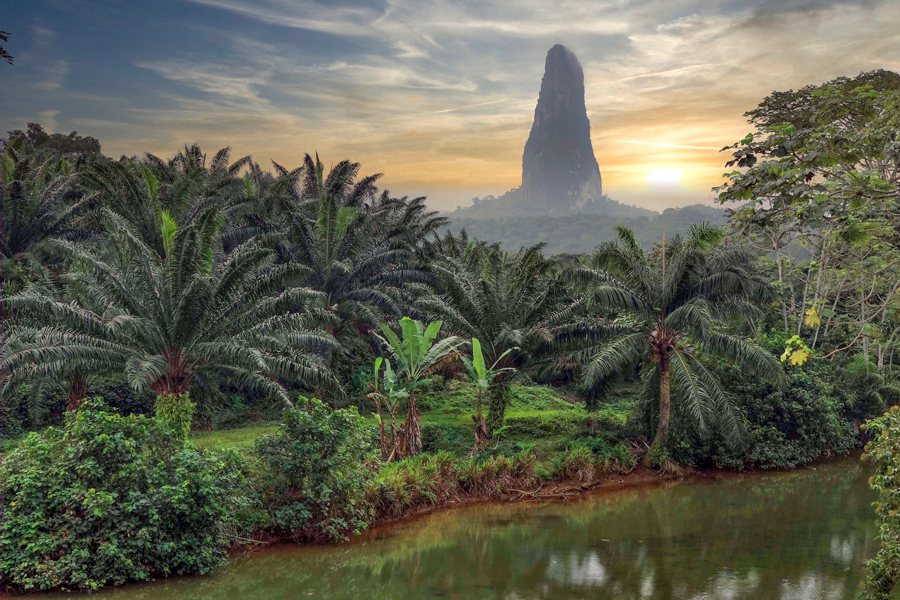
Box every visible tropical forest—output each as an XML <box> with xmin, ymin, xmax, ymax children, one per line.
<box><xmin>2</xmin><ymin>6</ymin><xmax>900</xmax><ymax>600</ymax></box>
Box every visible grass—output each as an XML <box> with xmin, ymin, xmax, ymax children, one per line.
<box><xmin>3</xmin><ymin>385</ymin><xmax>635</xmax><ymax>458</ymax></box>
<box><xmin>188</xmin><ymin>384</ymin><xmax>633</xmax><ymax>455</ymax></box>
<box><xmin>419</xmin><ymin>381</ymin><xmax>576</xmax><ymax>415</ymax></box>
<box><xmin>191</xmin><ymin>422</ymin><xmax>280</xmax><ymax>450</ymax></box>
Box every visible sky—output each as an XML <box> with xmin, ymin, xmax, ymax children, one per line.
<box><xmin>1</xmin><ymin>0</ymin><xmax>899</xmax><ymax>212</ymax></box>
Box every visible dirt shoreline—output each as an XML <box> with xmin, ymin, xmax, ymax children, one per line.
<box><xmin>236</xmin><ymin>447</ymin><xmax>866</xmax><ymax>557</ymax></box>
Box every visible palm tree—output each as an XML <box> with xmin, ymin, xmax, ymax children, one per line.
<box><xmin>1</xmin><ymin>137</ymin><xmax>89</xmax><ymax>273</ymax></box>
<box><xmin>413</xmin><ymin>239</ymin><xmax>571</xmax><ymax>432</ymax></box>
<box><xmin>565</xmin><ymin>225</ymin><xmax>781</xmax><ymax>456</ymax></box>
<box><xmin>375</xmin><ymin>317</ymin><xmax>463</xmax><ymax>458</ymax></box>
<box><xmin>2</xmin><ymin>208</ymin><xmax>340</xmax><ymax>430</ymax></box>
<box><xmin>1</xmin><ymin>138</ymin><xmax>90</xmax><ymax>399</ymax></box>
<box><xmin>83</xmin><ymin>145</ymin><xmax>250</xmax><ymax>257</ymax></box>
<box><xmin>250</xmin><ymin>154</ymin><xmax>446</xmax><ymax>378</ymax></box>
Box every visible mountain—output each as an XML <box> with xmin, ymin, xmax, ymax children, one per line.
<box><xmin>442</xmin><ymin>45</ymin><xmax>726</xmax><ymax>250</ymax></box>
<box><xmin>448</xmin><ymin>187</ymin><xmax>653</xmax><ymax>219</ymax></box>
<box><xmin>448</xmin><ymin>44</ymin><xmax>648</xmax><ymax>220</ymax></box>
<box><xmin>521</xmin><ymin>44</ymin><xmax>603</xmax><ymax>214</ymax></box>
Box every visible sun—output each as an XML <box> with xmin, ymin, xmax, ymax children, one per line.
<box><xmin>645</xmin><ymin>168</ymin><xmax>682</xmax><ymax>184</ymax></box>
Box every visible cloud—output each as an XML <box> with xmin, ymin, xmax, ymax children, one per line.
<box><xmin>38</xmin><ymin>109</ymin><xmax>60</xmax><ymax>131</ymax></box>
<box><xmin>622</xmin><ymin>140</ymin><xmax>723</xmax><ymax>151</ymax></box>
<box><xmin>134</xmin><ymin>0</ymin><xmax>900</xmax><ymax>210</ymax></box>
<box><xmin>5</xmin><ymin>0</ymin><xmax>896</xmax><ymax>212</ymax></box>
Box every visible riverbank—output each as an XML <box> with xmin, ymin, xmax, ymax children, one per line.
<box><xmin>30</xmin><ymin>452</ymin><xmax>875</xmax><ymax>600</ymax></box>
<box><xmin>230</xmin><ymin>445</ymin><xmax>866</xmax><ymax>556</ymax></box>
<box><xmin>0</xmin><ymin>382</ymin><xmax>868</xmax><ymax>595</ymax></box>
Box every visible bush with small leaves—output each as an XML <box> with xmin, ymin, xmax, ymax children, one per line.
<box><xmin>860</xmin><ymin>407</ymin><xmax>900</xmax><ymax>599</ymax></box>
<box><xmin>254</xmin><ymin>397</ymin><xmax>372</xmax><ymax>542</ymax></box>
<box><xmin>0</xmin><ymin>398</ymin><xmax>245</xmax><ymax>592</ymax></box>
<box><xmin>155</xmin><ymin>392</ymin><xmax>194</xmax><ymax>439</ymax></box>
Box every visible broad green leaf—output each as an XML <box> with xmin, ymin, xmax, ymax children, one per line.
<box><xmin>472</xmin><ymin>338</ymin><xmax>486</xmax><ymax>381</ymax></box>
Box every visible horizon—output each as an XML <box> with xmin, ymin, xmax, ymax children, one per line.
<box><xmin>2</xmin><ymin>0</ymin><xmax>898</xmax><ymax>212</ymax></box>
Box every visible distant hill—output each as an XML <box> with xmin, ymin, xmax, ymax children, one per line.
<box><xmin>447</xmin><ymin>187</ymin><xmax>654</xmax><ymax>220</ymax></box>
<box><xmin>443</xmin><ymin>204</ymin><xmax>727</xmax><ymax>255</ymax></box>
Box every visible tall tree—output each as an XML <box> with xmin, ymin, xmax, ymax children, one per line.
<box><xmin>1</xmin><ymin>137</ymin><xmax>90</xmax><ymax>267</ymax></box>
<box><xmin>2</xmin><ymin>208</ymin><xmax>340</xmax><ymax>426</ymax></box>
<box><xmin>718</xmin><ymin>70</ymin><xmax>900</xmax><ymax>363</ymax></box>
<box><xmin>1</xmin><ymin>138</ymin><xmax>91</xmax><ymax>396</ymax></box>
<box><xmin>564</xmin><ymin>225</ymin><xmax>781</xmax><ymax>457</ymax></box>
<box><xmin>254</xmin><ymin>154</ymin><xmax>446</xmax><ymax>377</ymax></box>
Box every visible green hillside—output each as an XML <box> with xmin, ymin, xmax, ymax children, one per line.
<box><xmin>444</xmin><ymin>204</ymin><xmax>727</xmax><ymax>254</ymax></box>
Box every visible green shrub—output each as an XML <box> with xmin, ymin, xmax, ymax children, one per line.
<box><xmin>0</xmin><ymin>385</ymin><xmax>27</xmax><ymax>438</ymax></box>
<box><xmin>861</xmin><ymin>407</ymin><xmax>900</xmax><ymax>599</ymax></box>
<box><xmin>253</xmin><ymin>397</ymin><xmax>372</xmax><ymax>542</ymax></box>
<box><xmin>599</xmin><ymin>443</ymin><xmax>638</xmax><ymax>473</ymax></box>
<box><xmin>457</xmin><ymin>450</ymin><xmax>537</xmax><ymax>495</ymax></box>
<box><xmin>155</xmin><ymin>392</ymin><xmax>194</xmax><ymax>439</ymax></box>
<box><xmin>349</xmin><ymin>365</ymin><xmax>375</xmax><ymax>396</ymax></box>
<box><xmin>572</xmin><ymin>437</ymin><xmax>638</xmax><ymax>473</ymax></box>
<box><xmin>419</xmin><ymin>383</ymin><xmax>575</xmax><ymax>415</ymax></box>
<box><xmin>368</xmin><ymin>452</ymin><xmax>458</xmax><ymax>518</ymax></box>
<box><xmin>665</xmin><ymin>361</ymin><xmax>857</xmax><ymax>469</ymax></box>
<box><xmin>366</xmin><ymin>450</ymin><xmax>537</xmax><ymax>519</ymax></box>
<box><xmin>0</xmin><ymin>398</ymin><xmax>243</xmax><ymax>592</ymax></box>
<box><xmin>552</xmin><ymin>443</ymin><xmax>596</xmax><ymax>481</ymax></box>
<box><xmin>421</xmin><ymin>423</ymin><xmax>471</xmax><ymax>454</ymax></box>
<box><xmin>503</xmin><ymin>412</ymin><xmax>580</xmax><ymax>437</ymax></box>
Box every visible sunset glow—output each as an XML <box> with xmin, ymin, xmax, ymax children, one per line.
<box><xmin>2</xmin><ymin>1</ymin><xmax>898</xmax><ymax>211</ymax></box>
<box><xmin>645</xmin><ymin>168</ymin><xmax>682</xmax><ymax>185</ymax></box>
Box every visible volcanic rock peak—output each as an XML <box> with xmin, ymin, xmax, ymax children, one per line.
<box><xmin>521</xmin><ymin>44</ymin><xmax>602</xmax><ymax>214</ymax></box>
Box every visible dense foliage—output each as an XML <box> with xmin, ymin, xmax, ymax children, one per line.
<box><xmin>1</xmin><ymin>66</ymin><xmax>898</xmax><ymax>592</ymax></box>
<box><xmin>861</xmin><ymin>407</ymin><xmax>900</xmax><ymax>599</ymax></box>
<box><xmin>0</xmin><ymin>399</ymin><xmax>243</xmax><ymax>591</ymax></box>
<box><xmin>253</xmin><ymin>398</ymin><xmax>371</xmax><ymax>542</ymax></box>
<box><xmin>665</xmin><ymin>358</ymin><xmax>856</xmax><ymax>469</ymax></box>
<box><xmin>562</xmin><ymin>225</ymin><xmax>781</xmax><ymax>460</ymax></box>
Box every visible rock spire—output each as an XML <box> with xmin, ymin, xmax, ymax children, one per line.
<box><xmin>521</xmin><ymin>44</ymin><xmax>602</xmax><ymax>214</ymax></box>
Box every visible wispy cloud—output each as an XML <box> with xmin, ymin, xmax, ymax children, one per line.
<box><xmin>3</xmin><ymin>0</ymin><xmax>898</xmax><ymax>210</ymax></box>
<box><xmin>623</xmin><ymin>140</ymin><xmax>723</xmax><ymax>151</ymax></box>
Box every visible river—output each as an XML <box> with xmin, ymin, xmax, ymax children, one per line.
<box><xmin>38</xmin><ymin>456</ymin><xmax>878</xmax><ymax>599</ymax></box>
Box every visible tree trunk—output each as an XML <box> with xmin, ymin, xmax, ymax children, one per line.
<box><xmin>404</xmin><ymin>391</ymin><xmax>423</xmax><ymax>457</ymax></box>
<box><xmin>374</xmin><ymin>399</ymin><xmax>390</xmax><ymax>459</ymax></box>
<box><xmin>472</xmin><ymin>391</ymin><xmax>489</xmax><ymax>455</ymax></box>
<box><xmin>773</xmin><ymin>236</ymin><xmax>789</xmax><ymax>332</ymax></box>
<box><xmin>67</xmin><ymin>373</ymin><xmax>88</xmax><ymax>412</ymax></box>
<box><xmin>653</xmin><ymin>358</ymin><xmax>671</xmax><ymax>452</ymax></box>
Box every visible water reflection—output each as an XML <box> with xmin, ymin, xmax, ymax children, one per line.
<box><xmin>37</xmin><ymin>458</ymin><xmax>876</xmax><ymax>600</ymax></box>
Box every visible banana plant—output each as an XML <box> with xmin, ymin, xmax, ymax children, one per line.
<box><xmin>368</xmin><ymin>356</ymin><xmax>434</xmax><ymax>460</ymax></box>
<box><xmin>375</xmin><ymin>317</ymin><xmax>463</xmax><ymax>458</ymax></box>
<box><xmin>460</xmin><ymin>338</ymin><xmax>517</xmax><ymax>452</ymax></box>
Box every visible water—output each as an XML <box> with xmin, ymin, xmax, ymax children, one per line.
<box><xmin>39</xmin><ymin>458</ymin><xmax>878</xmax><ymax>599</ymax></box>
